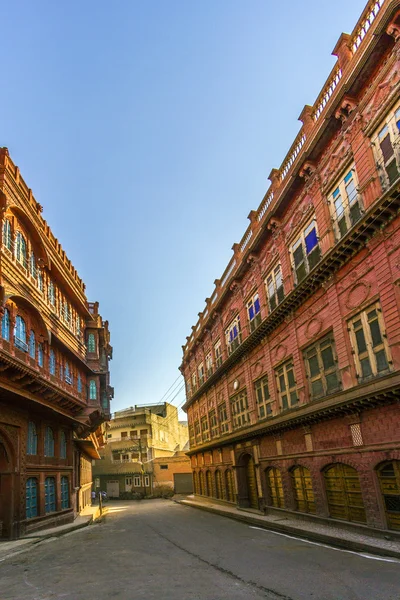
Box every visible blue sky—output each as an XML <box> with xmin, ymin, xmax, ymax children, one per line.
<box><xmin>2</xmin><ymin>0</ymin><xmax>367</xmax><ymax>414</ymax></box>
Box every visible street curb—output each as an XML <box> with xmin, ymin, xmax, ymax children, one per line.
<box><xmin>177</xmin><ymin>500</ymin><xmax>400</xmax><ymax>560</ymax></box>
<box><xmin>0</xmin><ymin>515</ymin><xmax>97</xmax><ymax>563</ymax></box>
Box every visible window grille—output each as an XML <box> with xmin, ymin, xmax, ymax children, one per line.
<box><xmin>350</xmin><ymin>423</ymin><xmax>363</xmax><ymax>447</ymax></box>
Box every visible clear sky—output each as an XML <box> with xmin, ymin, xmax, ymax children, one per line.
<box><xmin>2</xmin><ymin>0</ymin><xmax>367</xmax><ymax>414</ymax></box>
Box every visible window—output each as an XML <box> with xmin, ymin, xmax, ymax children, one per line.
<box><xmin>144</xmin><ymin>475</ymin><xmax>150</xmax><ymax>487</ymax></box>
<box><xmin>218</xmin><ymin>403</ymin><xmax>229</xmax><ymax>434</ymax></box>
<box><xmin>15</xmin><ymin>231</ymin><xmax>27</xmax><ymax>268</ymax></box>
<box><xmin>63</xmin><ymin>302</ymin><xmax>71</xmax><ymax>326</ymax></box>
<box><xmin>348</xmin><ymin>303</ymin><xmax>390</xmax><ymax>380</ymax></box>
<box><xmin>76</xmin><ymin>315</ymin><xmax>81</xmax><ymax>337</ymax></box>
<box><xmin>292</xmin><ymin>219</ymin><xmax>321</xmax><ymax>284</ymax></box>
<box><xmin>3</xmin><ymin>219</ymin><xmax>12</xmax><ymax>251</ymax></box>
<box><xmin>121</xmin><ymin>431</ymin><xmax>128</xmax><ymax>438</ymax></box>
<box><xmin>304</xmin><ymin>335</ymin><xmax>341</xmax><ymax>398</ymax></box>
<box><xmin>275</xmin><ymin>360</ymin><xmax>298</xmax><ymax>410</ymax></box>
<box><xmin>189</xmin><ymin>424</ymin><xmax>195</xmax><ymax>446</ymax></box>
<box><xmin>225</xmin><ymin>315</ymin><xmax>241</xmax><ymax>355</ymax></box>
<box><xmin>2</xmin><ymin>308</ymin><xmax>10</xmax><ymax>341</ymax></box>
<box><xmin>49</xmin><ymin>349</ymin><xmax>56</xmax><ymax>375</ymax></box>
<box><xmin>29</xmin><ymin>330</ymin><xmax>35</xmax><ymax>359</ymax></box>
<box><xmin>45</xmin><ymin>477</ymin><xmax>56</xmax><ymax>513</ymax></box>
<box><xmin>48</xmin><ymin>281</ymin><xmax>55</xmax><ymax>306</ymax></box>
<box><xmin>38</xmin><ymin>343</ymin><xmax>44</xmax><ymax>367</ymax></box>
<box><xmin>194</xmin><ymin>421</ymin><xmax>201</xmax><ymax>444</ymax></box>
<box><xmin>134</xmin><ymin>475</ymin><xmax>141</xmax><ymax>487</ymax></box>
<box><xmin>64</xmin><ymin>362</ymin><xmax>72</xmax><ymax>385</ymax></box>
<box><xmin>37</xmin><ymin>270</ymin><xmax>43</xmax><ymax>292</ymax></box>
<box><xmin>44</xmin><ymin>426</ymin><xmax>55</xmax><ymax>457</ymax></box>
<box><xmin>14</xmin><ymin>315</ymin><xmax>28</xmax><ymax>351</ymax></box>
<box><xmin>30</xmin><ymin>253</ymin><xmax>36</xmax><ymax>278</ymax></box>
<box><xmin>201</xmin><ymin>416</ymin><xmax>210</xmax><ymax>442</ymax></box>
<box><xmin>373</xmin><ymin>101</ymin><xmax>400</xmax><ymax>190</ymax></box>
<box><xmin>27</xmin><ymin>422</ymin><xmax>38</xmax><ymax>455</ymax></box>
<box><xmin>61</xmin><ymin>476</ymin><xmax>69</xmax><ymax>509</ymax></box>
<box><xmin>186</xmin><ymin>378</ymin><xmax>192</xmax><ymax>398</ymax></box>
<box><xmin>26</xmin><ymin>478</ymin><xmax>38</xmax><ymax>519</ymax></box>
<box><xmin>160</xmin><ymin>465</ymin><xmax>168</xmax><ymax>470</ymax></box>
<box><xmin>89</xmin><ymin>380</ymin><xmax>97</xmax><ymax>400</ymax></box>
<box><xmin>230</xmin><ymin>389</ymin><xmax>250</xmax><ymax>429</ymax></box>
<box><xmin>266</xmin><ymin>265</ymin><xmax>284</xmax><ymax>312</ymax></box>
<box><xmin>254</xmin><ymin>376</ymin><xmax>272</xmax><ymax>419</ymax></box>
<box><xmin>214</xmin><ymin>340</ymin><xmax>223</xmax><ymax>368</ymax></box>
<box><xmin>60</xmin><ymin>431</ymin><xmax>67</xmax><ymax>459</ymax></box>
<box><xmin>77</xmin><ymin>373</ymin><xmax>82</xmax><ymax>393</ymax></box>
<box><xmin>198</xmin><ymin>363</ymin><xmax>205</xmax><ymax>386</ymax></box>
<box><xmin>209</xmin><ymin>410</ymin><xmax>218</xmax><ymax>437</ymax></box>
<box><xmin>59</xmin><ymin>360</ymin><xmax>63</xmax><ymax>380</ymax></box>
<box><xmin>205</xmin><ymin>352</ymin><xmax>213</xmax><ymax>377</ymax></box>
<box><xmin>247</xmin><ymin>292</ymin><xmax>261</xmax><ymax>332</ymax></box>
<box><xmin>88</xmin><ymin>333</ymin><xmax>96</xmax><ymax>353</ymax></box>
<box><xmin>191</xmin><ymin>372</ymin><xmax>197</xmax><ymax>393</ymax></box>
<box><xmin>329</xmin><ymin>167</ymin><xmax>362</xmax><ymax>239</ymax></box>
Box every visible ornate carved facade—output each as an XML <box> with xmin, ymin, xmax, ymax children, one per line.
<box><xmin>180</xmin><ymin>1</ymin><xmax>400</xmax><ymax>532</ymax></box>
<box><xmin>0</xmin><ymin>149</ymin><xmax>113</xmax><ymax>539</ymax></box>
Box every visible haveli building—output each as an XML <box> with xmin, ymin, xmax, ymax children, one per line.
<box><xmin>93</xmin><ymin>402</ymin><xmax>190</xmax><ymax>497</ymax></box>
<box><xmin>0</xmin><ymin>148</ymin><xmax>113</xmax><ymax>539</ymax></box>
<box><xmin>180</xmin><ymin>0</ymin><xmax>400</xmax><ymax>533</ymax></box>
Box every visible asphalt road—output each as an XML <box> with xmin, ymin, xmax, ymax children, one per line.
<box><xmin>1</xmin><ymin>500</ymin><xmax>400</xmax><ymax>600</ymax></box>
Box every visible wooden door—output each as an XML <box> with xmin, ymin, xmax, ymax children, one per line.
<box><xmin>324</xmin><ymin>464</ymin><xmax>366</xmax><ymax>523</ymax></box>
<box><xmin>378</xmin><ymin>461</ymin><xmax>400</xmax><ymax>530</ymax></box>
<box><xmin>292</xmin><ymin>466</ymin><xmax>315</xmax><ymax>513</ymax></box>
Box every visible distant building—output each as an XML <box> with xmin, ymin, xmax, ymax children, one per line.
<box><xmin>153</xmin><ymin>451</ymin><xmax>193</xmax><ymax>495</ymax></box>
<box><xmin>0</xmin><ymin>149</ymin><xmax>113</xmax><ymax>539</ymax></box>
<box><xmin>181</xmin><ymin>1</ymin><xmax>400</xmax><ymax>533</ymax></box>
<box><xmin>93</xmin><ymin>402</ymin><xmax>189</xmax><ymax>497</ymax></box>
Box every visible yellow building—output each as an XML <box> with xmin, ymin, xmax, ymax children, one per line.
<box><xmin>93</xmin><ymin>402</ymin><xmax>188</xmax><ymax>497</ymax></box>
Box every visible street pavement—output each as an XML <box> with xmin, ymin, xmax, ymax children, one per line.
<box><xmin>0</xmin><ymin>499</ymin><xmax>399</xmax><ymax>600</ymax></box>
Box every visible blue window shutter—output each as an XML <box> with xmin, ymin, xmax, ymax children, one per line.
<box><xmin>2</xmin><ymin>309</ymin><xmax>10</xmax><ymax>341</ymax></box>
<box><xmin>305</xmin><ymin>228</ymin><xmax>318</xmax><ymax>254</ymax></box>
<box><xmin>254</xmin><ymin>297</ymin><xmax>260</xmax><ymax>313</ymax></box>
<box><xmin>29</xmin><ymin>331</ymin><xmax>35</xmax><ymax>358</ymax></box>
<box><xmin>249</xmin><ymin>306</ymin><xmax>254</xmax><ymax>320</ymax></box>
<box><xmin>26</xmin><ymin>478</ymin><xmax>38</xmax><ymax>519</ymax></box>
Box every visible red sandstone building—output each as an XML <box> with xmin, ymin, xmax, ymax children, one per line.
<box><xmin>180</xmin><ymin>0</ymin><xmax>400</xmax><ymax>533</ymax></box>
<box><xmin>0</xmin><ymin>149</ymin><xmax>113</xmax><ymax>539</ymax></box>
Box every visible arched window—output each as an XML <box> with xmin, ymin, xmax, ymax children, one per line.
<box><xmin>49</xmin><ymin>349</ymin><xmax>56</xmax><ymax>375</ymax></box>
<box><xmin>3</xmin><ymin>219</ymin><xmax>12</xmax><ymax>251</ymax></box>
<box><xmin>44</xmin><ymin>426</ymin><xmax>54</xmax><ymax>457</ymax></box>
<box><xmin>15</xmin><ymin>315</ymin><xmax>27</xmax><ymax>351</ymax></box>
<box><xmin>30</xmin><ymin>254</ymin><xmax>36</xmax><ymax>278</ymax></box>
<box><xmin>61</xmin><ymin>476</ymin><xmax>69</xmax><ymax>509</ymax></box>
<box><xmin>65</xmin><ymin>362</ymin><xmax>72</xmax><ymax>384</ymax></box>
<box><xmin>37</xmin><ymin>270</ymin><xmax>43</xmax><ymax>292</ymax></box>
<box><xmin>88</xmin><ymin>333</ymin><xmax>96</xmax><ymax>353</ymax></box>
<box><xmin>1</xmin><ymin>308</ymin><xmax>10</xmax><ymax>341</ymax></box>
<box><xmin>27</xmin><ymin>422</ymin><xmax>37</xmax><ymax>455</ymax></box>
<box><xmin>26</xmin><ymin>478</ymin><xmax>38</xmax><ymax>518</ymax></box>
<box><xmin>48</xmin><ymin>281</ymin><xmax>55</xmax><ymax>306</ymax></box>
<box><xmin>199</xmin><ymin>471</ymin><xmax>205</xmax><ymax>495</ymax></box>
<box><xmin>206</xmin><ymin>471</ymin><xmax>213</xmax><ymax>497</ymax></box>
<box><xmin>60</xmin><ymin>431</ymin><xmax>67</xmax><ymax>459</ymax></box>
<box><xmin>193</xmin><ymin>471</ymin><xmax>199</xmax><ymax>494</ymax></box>
<box><xmin>38</xmin><ymin>343</ymin><xmax>44</xmax><ymax>367</ymax></box>
<box><xmin>89</xmin><ymin>380</ymin><xmax>97</xmax><ymax>400</ymax></box>
<box><xmin>215</xmin><ymin>470</ymin><xmax>223</xmax><ymax>499</ymax></box>
<box><xmin>16</xmin><ymin>231</ymin><xmax>27</xmax><ymax>268</ymax></box>
<box><xmin>44</xmin><ymin>477</ymin><xmax>56</xmax><ymax>513</ymax></box>
<box><xmin>29</xmin><ymin>330</ymin><xmax>35</xmax><ymax>359</ymax></box>
<box><xmin>77</xmin><ymin>373</ymin><xmax>82</xmax><ymax>393</ymax></box>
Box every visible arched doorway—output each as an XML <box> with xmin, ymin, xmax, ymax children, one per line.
<box><xmin>206</xmin><ymin>471</ymin><xmax>213</xmax><ymax>497</ymax></box>
<box><xmin>0</xmin><ymin>432</ymin><xmax>15</xmax><ymax>539</ymax></box>
<box><xmin>238</xmin><ymin>454</ymin><xmax>258</xmax><ymax>509</ymax></box>
<box><xmin>324</xmin><ymin>464</ymin><xmax>366</xmax><ymax>523</ymax></box>
<box><xmin>225</xmin><ymin>469</ymin><xmax>234</xmax><ymax>502</ymax></box>
<box><xmin>291</xmin><ymin>466</ymin><xmax>315</xmax><ymax>513</ymax></box>
<box><xmin>377</xmin><ymin>461</ymin><xmax>400</xmax><ymax>530</ymax></box>
<box><xmin>199</xmin><ymin>471</ymin><xmax>205</xmax><ymax>495</ymax></box>
<box><xmin>215</xmin><ymin>470</ymin><xmax>223</xmax><ymax>499</ymax></box>
<box><xmin>265</xmin><ymin>467</ymin><xmax>285</xmax><ymax>508</ymax></box>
